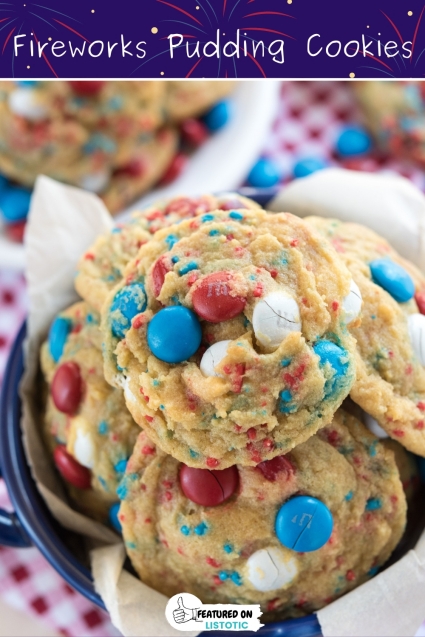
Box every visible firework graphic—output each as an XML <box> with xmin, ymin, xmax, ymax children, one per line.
<box><xmin>351</xmin><ymin>5</ymin><xmax>425</xmax><ymax>78</ymax></box>
<box><xmin>0</xmin><ymin>1</ymin><xmax>89</xmax><ymax>77</ymax></box>
<box><xmin>132</xmin><ymin>0</ymin><xmax>296</xmax><ymax>78</ymax></box>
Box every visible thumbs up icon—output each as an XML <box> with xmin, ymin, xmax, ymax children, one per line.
<box><xmin>173</xmin><ymin>596</ymin><xmax>197</xmax><ymax>623</ymax></box>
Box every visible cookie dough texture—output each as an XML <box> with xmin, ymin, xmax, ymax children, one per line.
<box><xmin>308</xmin><ymin>216</ymin><xmax>425</xmax><ymax>456</ymax></box>
<box><xmin>40</xmin><ymin>301</ymin><xmax>139</xmax><ymax>521</ymax></box>
<box><xmin>75</xmin><ymin>193</ymin><xmax>260</xmax><ymax>312</ymax></box>
<box><xmin>118</xmin><ymin>410</ymin><xmax>406</xmax><ymax>618</ymax></box>
<box><xmin>0</xmin><ymin>80</ymin><xmax>233</xmax><ymax>213</ymax></box>
<box><xmin>103</xmin><ymin>207</ymin><xmax>357</xmax><ymax>468</ymax></box>
<box><xmin>354</xmin><ymin>81</ymin><xmax>425</xmax><ymax>166</ymax></box>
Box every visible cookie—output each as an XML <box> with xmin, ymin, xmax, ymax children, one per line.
<box><xmin>308</xmin><ymin>216</ymin><xmax>425</xmax><ymax>456</ymax></box>
<box><xmin>75</xmin><ymin>193</ymin><xmax>260</xmax><ymax>312</ymax></box>
<box><xmin>101</xmin><ymin>207</ymin><xmax>357</xmax><ymax>468</ymax></box>
<box><xmin>118</xmin><ymin>409</ymin><xmax>406</xmax><ymax>618</ymax></box>
<box><xmin>165</xmin><ymin>81</ymin><xmax>235</xmax><ymax>121</ymax></box>
<box><xmin>40</xmin><ymin>301</ymin><xmax>139</xmax><ymax>525</ymax></box>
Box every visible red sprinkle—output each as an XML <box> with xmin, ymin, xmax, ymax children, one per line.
<box><xmin>416</xmin><ymin>420</ymin><xmax>425</xmax><ymax>430</ymax></box>
<box><xmin>346</xmin><ymin>570</ymin><xmax>356</xmax><ymax>581</ymax></box>
<box><xmin>247</xmin><ymin>428</ymin><xmax>256</xmax><ymax>440</ymax></box>
<box><xmin>418</xmin><ymin>402</ymin><xmax>425</xmax><ymax>411</ymax></box>
<box><xmin>290</xmin><ymin>239</ymin><xmax>299</xmax><ymax>247</ymax></box>
<box><xmin>206</xmin><ymin>557</ymin><xmax>221</xmax><ymax>567</ymax></box>
<box><xmin>84</xmin><ymin>253</ymin><xmax>95</xmax><ymax>260</ymax></box>
<box><xmin>164</xmin><ymin>491</ymin><xmax>172</xmax><ymax>501</ymax></box>
<box><xmin>269</xmin><ymin>269</ymin><xmax>278</xmax><ymax>278</ymax></box>
<box><xmin>145</xmin><ymin>415</ymin><xmax>154</xmax><ymax>423</ymax></box>
<box><xmin>132</xmin><ymin>315</ymin><xmax>145</xmax><ymax>330</ymax></box>
<box><xmin>253</xmin><ymin>282</ymin><xmax>264</xmax><ymax>297</ymax></box>
<box><xmin>332</xmin><ymin>301</ymin><xmax>339</xmax><ymax>311</ymax></box>
<box><xmin>267</xmin><ymin>598</ymin><xmax>280</xmax><ymax>612</ymax></box>
<box><xmin>142</xmin><ymin>445</ymin><xmax>155</xmax><ymax>455</ymax></box>
<box><xmin>393</xmin><ymin>429</ymin><xmax>405</xmax><ymax>437</ymax></box>
<box><xmin>206</xmin><ymin>457</ymin><xmax>219</xmax><ymax>468</ymax></box>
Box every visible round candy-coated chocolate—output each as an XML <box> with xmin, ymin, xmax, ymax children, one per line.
<box><xmin>275</xmin><ymin>495</ymin><xmax>333</xmax><ymax>552</ymax></box>
<box><xmin>192</xmin><ymin>272</ymin><xmax>246</xmax><ymax>323</ymax></box>
<box><xmin>313</xmin><ymin>340</ymin><xmax>349</xmax><ymax>396</ymax></box>
<box><xmin>0</xmin><ymin>187</ymin><xmax>31</xmax><ymax>223</ymax></box>
<box><xmin>69</xmin><ymin>81</ymin><xmax>106</xmax><ymax>96</ymax></box>
<box><xmin>415</xmin><ymin>290</ymin><xmax>425</xmax><ymax>315</ymax></box>
<box><xmin>203</xmin><ymin>100</ymin><xmax>233</xmax><ymax>132</ymax></box>
<box><xmin>53</xmin><ymin>445</ymin><xmax>91</xmax><ymax>489</ymax></box>
<box><xmin>160</xmin><ymin>153</ymin><xmax>187</xmax><ymax>185</ymax></box>
<box><xmin>180</xmin><ymin>464</ymin><xmax>239</xmax><ymax>506</ymax></box>
<box><xmin>109</xmin><ymin>502</ymin><xmax>122</xmax><ymax>532</ymax></box>
<box><xmin>369</xmin><ymin>258</ymin><xmax>415</xmax><ymax>303</ymax></box>
<box><xmin>51</xmin><ymin>362</ymin><xmax>82</xmax><ymax>415</ymax></box>
<box><xmin>110</xmin><ymin>282</ymin><xmax>147</xmax><ymax>338</ymax></box>
<box><xmin>293</xmin><ymin>157</ymin><xmax>328</xmax><ymax>179</ymax></box>
<box><xmin>0</xmin><ymin>174</ymin><xmax>8</xmax><ymax>192</ymax></box>
<box><xmin>336</xmin><ymin>126</ymin><xmax>372</xmax><ymax>157</ymax></box>
<box><xmin>247</xmin><ymin>158</ymin><xmax>281</xmax><ymax>188</ymax></box>
<box><xmin>152</xmin><ymin>257</ymin><xmax>169</xmax><ymax>297</ymax></box>
<box><xmin>180</xmin><ymin>118</ymin><xmax>209</xmax><ymax>146</ymax></box>
<box><xmin>147</xmin><ymin>306</ymin><xmax>202</xmax><ymax>363</ymax></box>
<box><xmin>48</xmin><ymin>316</ymin><xmax>72</xmax><ymax>363</ymax></box>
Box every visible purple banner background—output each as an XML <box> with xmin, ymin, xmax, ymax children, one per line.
<box><xmin>0</xmin><ymin>0</ymin><xmax>424</xmax><ymax>78</ymax></box>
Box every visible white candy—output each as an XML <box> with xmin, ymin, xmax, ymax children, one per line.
<box><xmin>364</xmin><ymin>413</ymin><xmax>388</xmax><ymax>439</ymax></box>
<box><xmin>408</xmin><ymin>313</ymin><xmax>425</xmax><ymax>366</ymax></box>
<box><xmin>72</xmin><ymin>427</ymin><xmax>95</xmax><ymax>469</ymax></box>
<box><xmin>246</xmin><ymin>547</ymin><xmax>298</xmax><ymax>592</ymax></box>
<box><xmin>252</xmin><ymin>291</ymin><xmax>301</xmax><ymax>349</ymax></box>
<box><xmin>342</xmin><ymin>280</ymin><xmax>362</xmax><ymax>324</ymax></box>
<box><xmin>200</xmin><ymin>340</ymin><xmax>232</xmax><ymax>377</ymax></box>
<box><xmin>8</xmin><ymin>88</ymin><xmax>48</xmax><ymax>121</ymax></box>
<box><xmin>79</xmin><ymin>170</ymin><xmax>109</xmax><ymax>194</ymax></box>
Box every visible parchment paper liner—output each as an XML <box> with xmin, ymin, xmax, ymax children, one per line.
<box><xmin>20</xmin><ymin>171</ymin><xmax>425</xmax><ymax>636</ymax></box>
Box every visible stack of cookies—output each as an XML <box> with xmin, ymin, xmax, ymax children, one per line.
<box><xmin>40</xmin><ymin>192</ymin><xmax>425</xmax><ymax>620</ymax></box>
<box><xmin>0</xmin><ymin>80</ymin><xmax>233</xmax><ymax>224</ymax></box>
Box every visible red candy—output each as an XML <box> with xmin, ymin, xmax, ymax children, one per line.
<box><xmin>192</xmin><ymin>272</ymin><xmax>246</xmax><ymax>323</ymax></box>
<box><xmin>114</xmin><ymin>158</ymin><xmax>146</xmax><ymax>178</ymax></box>
<box><xmin>160</xmin><ymin>153</ymin><xmax>187</xmax><ymax>185</ymax></box>
<box><xmin>152</xmin><ymin>256</ymin><xmax>170</xmax><ymax>297</ymax></box>
<box><xmin>257</xmin><ymin>455</ymin><xmax>295</xmax><ymax>482</ymax></box>
<box><xmin>68</xmin><ymin>81</ymin><xmax>106</xmax><ymax>96</ymax></box>
<box><xmin>51</xmin><ymin>362</ymin><xmax>82</xmax><ymax>415</ymax></box>
<box><xmin>180</xmin><ymin>118</ymin><xmax>209</xmax><ymax>146</ymax></box>
<box><xmin>53</xmin><ymin>445</ymin><xmax>91</xmax><ymax>489</ymax></box>
<box><xmin>415</xmin><ymin>290</ymin><xmax>425</xmax><ymax>315</ymax></box>
<box><xmin>179</xmin><ymin>464</ymin><xmax>239</xmax><ymax>506</ymax></box>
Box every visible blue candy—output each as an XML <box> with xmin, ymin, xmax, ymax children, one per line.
<box><xmin>293</xmin><ymin>157</ymin><xmax>328</xmax><ymax>179</ymax></box>
<box><xmin>247</xmin><ymin>157</ymin><xmax>281</xmax><ymax>188</ymax></box>
<box><xmin>313</xmin><ymin>340</ymin><xmax>349</xmax><ymax>396</ymax></box>
<box><xmin>0</xmin><ymin>175</ymin><xmax>8</xmax><ymax>192</ymax></box>
<box><xmin>110</xmin><ymin>282</ymin><xmax>147</xmax><ymax>338</ymax></box>
<box><xmin>48</xmin><ymin>316</ymin><xmax>72</xmax><ymax>363</ymax></box>
<box><xmin>0</xmin><ymin>187</ymin><xmax>31</xmax><ymax>223</ymax></box>
<box><xmin>109</xmin><ymin>502</ymin><xmax>122</xmax><ymax>533</ymax></box>
<box><xmin>336</xmin><ymin>126</ymin><xmax>372</xmax><ymax>157</ymax></box>
<box><xmin>369</xmin><ymin>258</ymin><xmax>415</xmax><ymax>303</ymax></box>
<box><xmin>203</xmin><ymin>100</ymin><xmax>233</xmax><ymax>131</ymax></box>
<box><xmin>147</xmin><ymin>306</ymin><xmax>202</xmax><ymax>364</ymax></box>
<box><xmin>275</xmin><ymin>495</ymin><xmax>333</xmax><ymax>552</ymax></box>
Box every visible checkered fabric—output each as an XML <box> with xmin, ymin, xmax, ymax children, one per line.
<box><xmin>0</xmin><ymin>81</ymin><xmax>424</xmax><ymax>637</ymax></box>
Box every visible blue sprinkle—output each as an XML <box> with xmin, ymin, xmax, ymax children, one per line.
<box><xmin>116</xmin><ymin>481</ymin><xmax>128</xmax><ymax>500</ymax></box>
<box><xmin>229</xmin><ymin>211</ymin><xmax>244</xmax><ymax>220</ymax></box>
<box><xmin>98</xmin><ymin>476</ymin><xmax>107</xmax><ymax>490</ymax></box>
<box><xmin>223</xmin><ymin>543</ymin><xmax>233</xmax><ymax>554</ymax></box>
<box><xmin>345</xmin><ymin>491</ymin><xmax>353</xmax><ymax>501</ymax></box>
<box><xmin>165</xmin><ymin>234</ymin><xmax>179</xmax><ymax>249</ymax></box>
<box><xmin>111</xmin><ymin>227</ymin><xmax>122</xmax><ymax>234</ymax></box>
<box><xmin>179</xmin><ymin>261</ymin><xmax>198</xmax><ymax>275</ymax></box>
<box><xmin>194</xmin><ymin>521</ymin><xmax>208</xmax><ymax>536</ymax></box>
<box><xmin>368</xmin><ymin>441</ymin><xmax>378</xmax><ymax>457</ymax></box>
<box><xmin>209</xmin><ymin>229</ymin><xmax>220</xmax><ymax>236</ymax></box>
<box><xmin>171</xmin><ymin>256</ymin><xmax>180</xmax><ymax>263</ymax></box>
<box><xmin>366</xmin><ymin>498</ymin><xmax>382</xmax><ymax>511</ymax></box>
<box><xmin>281</xmin><ymin>358</ymin><xmax>292</xmax><ymax>367</ymax></box>
<box><xmin>230</xmin><ymin>572</ymin><xmax>242</xmax><ymax>586</ymax></box>
<box><xmin>160</xmin><ymin>404</ymin><xmax>165</xmax><ymax>410</ymax></box>
<box><xmin>180</xmin><ymin>525</ymin><xmax>190</xmax><ymax>536</ymax></box>
<box><xmin>114</xmin><ymin>459</ymin><xmax>128</xmax><ymax>474</ymax></box>
<box><xmin>202</xmin><ymin>214</ymin><xmax>214</xmax><ymax>222</ymax></box>
<box><xmin>98</xmin><ymin>421</ymin><xmax>108</xmax><ymax>435</ymax></box>
<box><xmin>152</xmin><ymin>379</ymin><xmax>160</xmax><ymax>386</ymax></box>
<box><xmin>368</xmin><ymin>566</ymin><xmax>379</xmax><ymax>577</ymax></box>
<box><xmin>280</xmin><ymin>389</ymin><xmax>292</xmax><ymax>402</ymax></box>
<box><xmin>189</xmin><ymin>449</ymin><xmax>199</xmax><ymax>458</ymax></box>
<box><xmin>218</xmin><ymin>571</ymin><xmax>229</xmax><ymax>581</ymax></box>
<box><xmin>83</xmin><ymin>133</ymin><xmax>116</xmax><ymax>154</ymax></box>
<box><xmin>126</xmin><ymin>541</ymin><xmax>137</xmax><ymax>549</ymax></box>
<box><xmin>279</xmin><ymin>403</ymin><xmax>298</xmax><ymax>414</ymax></box>
<box><xmin>108</xmin><ymin>96</ymin><xmax>123</xmax><ymax>110</ymax></box>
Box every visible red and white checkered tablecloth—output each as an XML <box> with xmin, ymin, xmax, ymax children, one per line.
<box><xmin>1</xmin><ymin>81</ymin><xmax>425</xmax><ymax>637</ymax></box>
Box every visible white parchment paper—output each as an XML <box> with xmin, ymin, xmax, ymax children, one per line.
<box><xmin>21</xmin><ymin>170</ymin><xmax>425</xmax><ymax>637</ymax></box>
